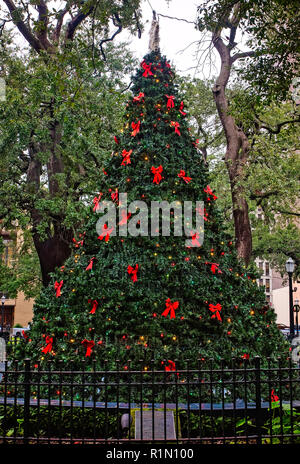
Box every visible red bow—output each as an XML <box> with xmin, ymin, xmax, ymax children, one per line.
<box><xmin>179</xmin><ymin>101</ymin><xmax>186</xmax><ymax>116</ymax></box>
<box><xmin>81</xmin><ymin>339</ymin><xmax>95</xmax><ymax>357</ymax></box>
<box><xmin>42</xmin><ymin>336</ymin><xmax>53</xmax><ymax>354</ymax></box>
<box><xmin>93</xmin><ymin>193</ymin><xmax>103</xmax><ymax>212</ymax></box>
<box><xmin>191</xmin><ymin>231</ymin><xmax>200</xmax><ymax>247</ymax></box>
<box><xmin>163</xmin><ymin>360</ymin><xmax>179</xmax><ymax>377</ymax></box>
<box><xmin>54</xmin><ymin>280</ymin><xmax>63</xmax><ymax>297</ymax></box>
<box><xmin>170</xmin><ymin>121</ymin><xmax>181</xmax><ymax>135</ymax></box>
<box><xmin>165</xmin><ymin>95</ymin><xmax>175</xmax><ymax>109</ymax></box>
<box><xmin>88</xmin><ymin>299</ymin><xmax>98</xmax><ymax>314</ymax></box>
<box><xmin>22</xmin><ymin>330</ymin><xmax>28</xmax><ymax>340</ymax></box>
<box><xmin>209</xmin><ymin>263</ymin><xmax>222</xmax><ymax>274</ymax></box>
<box><xmin>127</xmin><ymin>264</ymin><xmax>139</xmax><ymax>282</ymax></box>
<box><xmin>162</xmin><ymin>298</ymin><xmax>179</xmax><ymax>319</ymax></box>
<box><xmin>131</xmin><ymin>121</ymin><xmax>141</xmax><ymax>137</ymax></box>
<box><xmin>121</xmin><ymin>149</ymin><xmax>132</xmax><ymax>166</ymax></box>
<box><xmin>204</xmin><ymin>185</ymin><xmax>218</xmax><ymax>200</ymax></box>
<box><xmin>141</xmin><ymin>61</ymin><xmax>153</xmax><ymax>77</ymax></box>
<box><xmin>209</xmin><ymin>303</ymin><xmax>222</xmax><ymax>322</ymax></box>
<box><xmin>178</xmin><ymin>169</ymin><xmax>192</xmax><ymax>184</ymax></box>
<box><xmin>133</xmin><ymin>92</ymin><xmax>145</xmax><ymax>102</ymax></box>
<box><xmin>114</xmin><ymin>136</ymin><xmax>119</xmax><ymax>144</ymax></box>
<box><xmin>111</xmin><ymin>190</ymin><xmax>119</xmax><ymax>203</ymax></box>
<box><xmin>271</xmin><ymin>389</ymin><xmax>279</xmax><ymax>402</ymax></box>
<box><xmin>86</xmin><ymin>257</ymin><xmax>95</xmax><ymax>271</ymax></box>
<box><xmin>98</xmin><ymin>224</ymin><xmax>114</xmax><ymax>242</ymax></box>
<box><xmin>118</xmin><ymin>211</ymin><xmax>132</xmax><ymax>226</ymax></box>
<box><xmin>151</xmin><ymin>165</ymin><xmax>163</xmax><ymax>184</ymax></box>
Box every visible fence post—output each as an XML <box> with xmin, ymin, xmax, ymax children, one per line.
<box><xmin>23</xmin><ymin>358</ymin><xmax>31</xmax><ymax>442</ymax></box>
<box><xmin>254</xmin><ymin>356</ymin><xmax>262</xmax><ymax>445</ymax></box>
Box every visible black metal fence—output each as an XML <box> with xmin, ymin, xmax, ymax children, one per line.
<box><xmin>0</xmin><ymin>356</ymin><xmax>300</xmax><ymax>445</ymax></box>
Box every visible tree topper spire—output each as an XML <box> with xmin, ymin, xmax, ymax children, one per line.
<box><xmin>149</xmin><ymin>10</ymin><xmax>160</xmax><ymax>52</ymax></box>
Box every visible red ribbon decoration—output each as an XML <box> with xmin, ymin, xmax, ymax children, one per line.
<box><xmin>209</xmin><ymin>263</ymin><xmax>222</xmax><ymax>274</ymax></box>
<box><xmin>22</xmin><ymin>330</ymin><xmax>28</xmax><ymax>340</ymax></box>
<box><xmin>54</xmin><ymin>280</ymin><xmax>63</xmax><ymax>297</ymax></box>
<box><xmin>191</xmin><ymin>231</ymin><xmax>200</xmax><ymax>247</ymax></box>
<box><xmin>179</xmin><ymin>101</ymin><xmax>186</xmax><ymax>116</ymax></box>
<box><xmin>127</xmin><ymin>264</ymin><xmax>139</xmax><ymax>282</ymax></box>
<box><xmin>121</xmin><ymin>149</ymin><xmax>132</xmax><ymax>166</ymax></box>
<box><xmin>131</xmin><ymin>121</ymin><xmax>141</xmax><ymax>137</ymax></box>
<box><xmin>162</xmin><ymin>298</ymin><xmax>179</xmax><ymax>319</ymax></box>
<box><xmin>165</xmin><ymin>95</ymin><xmax>175</xmax><ymax>109</ymax></box>
<box><xmin>162</xmin><ymin>360</ymin><xmax>179</xmax><ymax>377</ymax></box>
<box><xmin>88</xmin><ymin>299</ymin><xmax>98</xmax><ymax>314</ymax></box>
<box><xmin>118</xmin><ymin>211</ymin><xmax>132</xmax><ymax>226</ymax></box>
<box><xmin>133</xmin><ymin>92</ymin><xmax>145</xmax><ymax>102</ymax></box>
<box><xmin>204</xmin><ymin>185</ymin><xmax>218</xmax><ymax>200</ymax></box>
<box><xmin>98</xmin><ymin>224</ymin><xmax>114</xmax><ymax>242</ymax></box>
<box><xmin>271</xmin><ymin>389</ymin><xmax>279</xmax><ymax>402</ymax></box>
<box><xmin>72</xmin><ymin>237</ymin><xmax>84</xmax><ymax>247</ymax></box>
<box><xmin>196</xmin><ymin>206</ymin><xmax>208</xmax><ymax>222</ymax></box>
<box><xmin>141</xmin><ymin>61</ymin><xmax>153</xmax><ymax>77</ymax></box>
<box><xmin>111</xmin><ymin>190</ymin><xmax>119</xmax><ymax>203</ymax></box>
<box><xmin>170</xmin><ymin>121</ymin><xmax>181</xmax><ymax>135</ymax></box>
<box><xmin>93</xmin><ymin>193</ymin><xmax>103</xmax><ymax>212</ymax></box>
<box><xmin>114</xmin><ymin>136</ymin><xmax>119</xmax><ymax>144</ymax></box>
<box><xmin>81</xmin><ymin>339</ymin><xmax>95</xmax><ymax>357</ymax></box>
<box><xmin>42</xmin><ymin>336</ymin><xmax>53</xmax><ymax>354</ymax></box>
<box><xmin>178</xmin><ymin>170</ymin><xmax>192</xmax><ymax>184</ymax></box>
<box><xmin>151</xmin><ymin>165</ymin><xmax>163</xmax><ymax>184</ymax></box>
<box><xmin>86</xmin><ymin>257</ymin><xmax>95</xmax><ymax>271</ymax></box>
<box><xmin>209</xmin><ymin>303</ymin><xmax>222</xmax><ymax>322</ymax></box>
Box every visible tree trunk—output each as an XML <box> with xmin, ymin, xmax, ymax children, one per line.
<box><xmin>212</xmin><ymin>30</ymin><xmax>252</xmax><ymax>265</ymax></box>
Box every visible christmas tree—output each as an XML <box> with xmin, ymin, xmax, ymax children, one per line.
<box><xmin>13</xmin><ymin>23</ymin><xmax>289</xmax><ymax>376</ymax></box>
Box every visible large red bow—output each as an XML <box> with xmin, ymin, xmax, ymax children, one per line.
<box><xmin>165</xmin><ymin>95</ymin><xmax>175</xmax><ymax>109</ymax></box>
<box><xmin>204</xmin><ymin>185</ymin><xmax>218</xmax><ymax>200</ymax></box>
<box><xmin>127</xmin><ymin>264</ymin><xmax>139</xmax><ymax>282</ymax></box>
<box><xmin>141</xmin><ymin>61</ymin><xmax>153</xmax><ymax>77</ymax></box>
<box><xmin>93</xmin><ymin>193</ymin><xmax>103</xmax><ymax>212</ymax></box>
<box><xmin>133</xmin><ymin>92</ymin><xmax>145</xmax><ymax>102</ymax></box>
<box><xmin>179</xmin><ymin>101</ymin><xmax>186</xmax><ymax>116</ymax></box>
<box><xmin>121</xmin><ymin>149</ymin><xmax>132</xmax><ymax>166</ymax></box>
<box><xmin>98</xmin><ymin>224</ymin><xmax>114</xmax><ymax>242</ymax></box>
<box><xmin>81</xmin><ymin>339</ymin><xmax>95</xmax><ymax>357</ymax></box>
<box><xmin>170</xmin><ymin>121</ymin><xmax>181</xmax><ymax>135</ymax></box>
<box><xmin>191</xmin><ymin>231</ymin><xmax>201</xmax><ymax>247</ymax></box>
<box><xmin>178</xmin><ymin>170</ymin><xmax>192</xmax><ymax>184</ymax></box>
<box><xmin>54</xmin><ymin>280</ymin><xmax>63</xmax><ymax>297</ymax></box>
<box><xmin>131</xmin><ymin>121</ymin><xmax>141</xmax><ymax>137</ymax></box>
<box><xmin>151</xmin><ymin>165</ymin><xmax>163</xmax><ymax>184</ymax></box>
<box><xmin>42</xmin><ymin>336</ymin><xmax>53</xmax><ymax>354</ymax></box>
<box><xmin>162</xmin><ymin>360</ymin><xmax>179</xmax><ymax>377</ymax></box>
<box><xmin>86</xmin><ymin>257</ymin><xmax>95</xmax><ymax>271</ymax></box>
<box><xmin>209</xmin><ymin>303</ymin><xmax>222</xmax><ymax>322</ymax></box>
<box><xmin>209</xmin><ymin>263</ymin><xmax>222</xmax><ymax>274</ymax></box>
<box><xmin>271</xmin><ymin>389</ymin><xmax>279</xmax><ymax>402</ymax></box>
<box><xmin>88</xmin><ymin>299</ymin><xmax>98</xmax><ymax>314</ymax></box>
<box><xmin>162</xmin><ymin>298</ymin><xmax>179</xmax><ymax>319</ymax></box>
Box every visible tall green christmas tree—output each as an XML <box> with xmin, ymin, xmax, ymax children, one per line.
<box><xmin>14</xmin><ymin>23</ymin><xmax>289</xmax><ymax>373</ymax></box>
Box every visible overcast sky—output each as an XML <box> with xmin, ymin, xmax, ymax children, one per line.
<box><xmin>120</xmin><ymin>0</ymin><xmax>219</xmax><ymax>80</ymax></box>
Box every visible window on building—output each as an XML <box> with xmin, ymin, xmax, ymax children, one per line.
<box><xmin>265</xmin><ymin>262</ymin><xmax>270</xmax><ymax>276</ymax></box>
<box><xmin>259</xmin><ymin>261</ymin><xmax>263</xmax><ymax>270</ymax></box>
<box><xmin>259</xmin><ymin>278</ymin><xmax>264</xmax><ymax>287</ymax></box>
<box><xmin>265</xmin><ymin>279</ymin><xmax>270</xmax><ymax>292</ymax></box>
<box><xmin>266</xmin><ymin>294</ymin><xmax>271</xmax><ymax>302</ymax></box>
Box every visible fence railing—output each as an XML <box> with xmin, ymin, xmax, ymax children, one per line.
<box><xmin>0</xmin><ymin>356</ymin><xmax>300</xmax><ymax>445</ymax></box>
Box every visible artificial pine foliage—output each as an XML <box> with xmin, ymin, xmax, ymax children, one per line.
<box><xmin>13</xmin><ymin>51</ymin><xmax>289</xmax><ymax>373</ymax></box>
